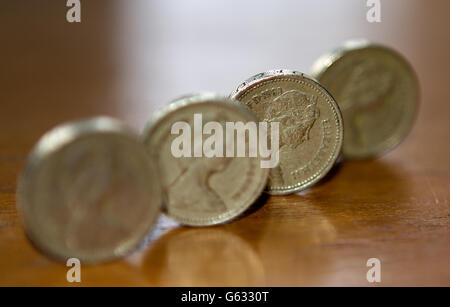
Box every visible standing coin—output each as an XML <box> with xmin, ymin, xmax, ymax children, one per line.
<box><xmin>230</xmin><ymin>70</ymin><xmax>344</xmax><ymax>195</ymax></box>
<box><xmin>17</xmin><ymin>117</ymin><xmax>162</xmax><ymax>263</ymax></box>
<box><xmin>142</xmin><ymin>94</ymin><xmax>269</xmax><ymax>226</ymax></box>
<box><xmin>311</xmin><ymin>39</ymin><xmax>419</xmax><ymax>159</ymax></box>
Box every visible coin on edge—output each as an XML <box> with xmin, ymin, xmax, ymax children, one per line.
<box><xmin>142</xmin><ymin>94</ymin><xmax>269</xmax><ymax>226</ymax></box>
<box><xmin>17</xmin><ymin>117</ymin><xmax>162</xmax><ymax>263</ymax></box>
<box><xmin>230</xmin><ymin>70</ymin><xmax>344</xmax><ymax>195</ymax></box>
<box><xmin>311</xmin><ymin>39</ymin><xmax>419</xmax><ymax>159</ymax></box>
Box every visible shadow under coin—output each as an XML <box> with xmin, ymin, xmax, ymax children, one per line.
<box><xmin>220</xmin><ymin>160</ymin><xmax>413</xmax><ymax>285</ymax></box>
<box><xmin>309</xmin><ymin>156</ymin><xmax>344</xmax><ymax>189</ymax></box>
<box><xmin>138</xmin><ymin>160</ymin><xmax>414</xmax><ymax>286</ymax></box>
<box><xmin>303</xmin><ymin>159</ymin><xmax>414</xmax><ymax>224</ymax></box>
<box><xmin>222</xmin><ymin>195</ymin><xmax>340</xmax><ymax>286</ymax></box>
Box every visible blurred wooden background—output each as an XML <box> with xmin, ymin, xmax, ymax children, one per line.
<box><xmin>0</xmin><ymin>0</ymin><xmax>449</xmax><ymax>286</ymax></box>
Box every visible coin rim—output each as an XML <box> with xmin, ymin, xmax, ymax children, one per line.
<box><xmin>141</xmin><ymin>93</ymin><xmax>269</xmax><ymax>226</ymax></box>
<box><xmin>230</xmin><ymin>69</ymin><xmax>344</xmax><ymax>195</ymax></box>
<box><xmin>310</xmin><ymin>39</ymin><xmax>420</xmax><ymax>159</ymax></box>
<box><xmin>16</xmin><ymin>117</ymin><xmax>162</xmax><ymax>263</ymax></box>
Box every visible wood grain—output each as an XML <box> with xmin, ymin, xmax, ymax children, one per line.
<box><xmin>0</xmin><ymin>0</ymin><xmax>449</xmax><ymax>286</ymax></box>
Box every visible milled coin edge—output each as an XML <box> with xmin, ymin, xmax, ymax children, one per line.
<box><xmin>230</xmin><ymin>70</ymin><xmax>344</xmax><ymax>195</ymax></box>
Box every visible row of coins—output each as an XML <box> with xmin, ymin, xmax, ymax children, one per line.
<box><xmin>16</xmin><ymin>40</ymin><xmax>419</xmax><ymax>263</ymax></box>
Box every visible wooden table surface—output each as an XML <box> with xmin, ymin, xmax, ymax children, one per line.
<box><xmin>1</xmin><ymin>0</ymin><xmax>449</xmax><ymax>286</ymax></box>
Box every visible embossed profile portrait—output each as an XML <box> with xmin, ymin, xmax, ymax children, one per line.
<box><xmin>340</xmin><ymin>61</ymin><xmax>395</xmax><ymax>144</ymax></box>
<box><xmin>262</xmin><ymin>90</ymin><xmax>320</xmax><ymax>185</ymax></box>
<box><xmin>165</xmin><ymin>156</ymin><xmax>232</xmax><ymax>214</ymax></box>
<box><xmin>161</xmin><ymin>116</ymin><xmax>233</xmax><ymax>215</ymax></box>
<box><xmin>58</xmin><ymin>144</ymin><xmax>136</xmax><ymax>250</ymax></box>
<box><xmin>263</xmin><ymin>90</ymin><xmax>320</xmax><ymax>148</ymax></box>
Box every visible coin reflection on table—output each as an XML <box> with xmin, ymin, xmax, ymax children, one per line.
<box><xmin>17</xmin><ymin>117</ymin><xmax>162</xmax><ymax>263</ymax></box>
<box><xmin>230</xmin><ymin>70</ymin><xmax>343</xmax><ymax>195</ymax></box>
<box><xmin>142</xmin><ymin>93</ymin><xmax>269</xmax><ymax>226</ymax></box>
<box><xmin>257</xmin><ymin>215</ymin><xmax>337</xmax><ymax>285</ymax></box>
<box><xmin>311</xmin><ymin>39</ymin><xmax>419</xmax><ymax>159</ymax></box>
<box><xmin>143</xmin><ymin>228</ymin><xmax>265</xmax><ymax>286</ymax></box>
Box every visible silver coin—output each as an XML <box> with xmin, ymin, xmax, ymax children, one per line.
<box><xmin>17</xmin><ymin>117</ymin><xmax>162</xmax><ymax>263</ymax></box>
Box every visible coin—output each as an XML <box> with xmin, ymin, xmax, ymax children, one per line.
<box><xmin>17</xmin><ymin>117</ymin><xmax>162</xmax><ymax>263</ymax></box>
<box><xmin>311</xmin><ymin>39</ymin><xmax>419</xmax><ymax>159</ymax></box>
<box><xmin>142</xmin><ymin>93</ymin><xmax>269</xmax><ymax>226</ymax></box>
<box><xmin>230</xmin><ymin>70</ymin><xmax>344</xmax><ymax>195</ymax></box>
